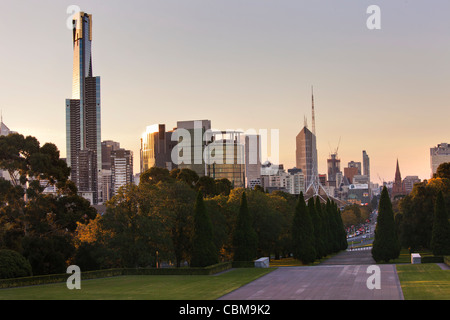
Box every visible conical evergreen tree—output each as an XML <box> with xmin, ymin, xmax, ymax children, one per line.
<box><xmin>317</xmin><ymin>197</ymin><xmax>331</xmax><ymax>255</ymax></box>
<box><xmin>430</xmin><ymin>191</ymin><xmax>450</xmax><ymax>255</ymax></box>
<box><xmin>326</xmin><ymin>198</ymin><xmax>339</xmax><ymax>253</ymax></box>
<box><xmin>191</xmin><ymin>192</ymin><xmax>218</xmax><ymax>267</ymax></box>
<box><xmin>308</xmin><ymin>197</ymin><xmax>325</xmax><ymax>259</ymax></box>
<box><xmin>233</xmin><ymin>192</ymin><xmax>258</xmax><ymax>262</ymax></box>
<box><xmin>334</xmin><ymin>201</ymin><xmax>348</xmax><ymax>251</ymax></box>
<box><xmin>372</xmin><ymin>186</ymin><xmax>400</xmax><ymax>263</ymax></box>
<box><xmin>291</xmin><ymin>192</ymin><xmax>316</xmax><ymax>264</ymax></box>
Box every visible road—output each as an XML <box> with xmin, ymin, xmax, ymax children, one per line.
<box><xmin>219</xmin><ymin>249</ymin><xmax>404</xmax><ymax>300</ymax></box>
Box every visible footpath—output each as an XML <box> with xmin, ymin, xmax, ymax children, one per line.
<box><xmin>219</xmin><ymin>250</ymin><xmax>404</xmax><ymax>300</ymax></box>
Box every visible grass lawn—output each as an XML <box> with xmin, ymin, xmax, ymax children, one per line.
<box><xmin>0</xmin><ymin>268</ymin><xmax>274</xmax><ymax>300</ymax></box>
<box><xmin>396</xmin><ymin>264</ymin><xmax>450</xmax><ymax>300</ymax></box>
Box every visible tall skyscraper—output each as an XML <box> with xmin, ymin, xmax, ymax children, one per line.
<box><xmin>140</xmin><ymin>124</ymin><xmax>176</xmax><ymax>173</ymax></box>
<box><xmin>296</xmin><ymin>126</ymin><xmax>316</xmax><ymax>188</ymax></box>
<box><xmin>205</xmin><ymin>130</ymin><xmax>245</xmax><ymax>188</ymax></box>
<box><xmin>65</xmin><ymin>11</ymin><xmax>102</xmax><ymax>204</ymax></box>
<box><xmin>362</xmin><ymin>150</ymin><xmax>370</xmax><ymax>182</ymax></box>
<box><xmin>111</xmin><ymin>148</ymin><xmax>133</xmax><ymax>196</ymax></box>
<box><xmin>327</xmin><ymin>153</ymin><xmax>340</xmax><ymax>188</ymax></box>
<box><xmin>174</xmin><ymin>120</ymin><xmax>212</xmax><ymax>176</ymax></box>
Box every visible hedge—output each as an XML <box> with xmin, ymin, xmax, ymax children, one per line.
<box><xmin>421</xmin><ymin>256</ymin><xmax>444</xmax><ymax>263</ymax></box>
<box><xmin>0</xmin><ymin>262</ymin><xmax>232</xmax><ymax>289</ymax></box>
<box><xmin>445</xmin><ymin>256</ymin><xmax>450</xmax><ymax>267</ymax></box>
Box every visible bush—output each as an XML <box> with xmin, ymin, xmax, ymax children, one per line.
<box><xmin>0</xmin><ymin>249</ymin><xmax>33</xmax><ymax>279</ymax></box>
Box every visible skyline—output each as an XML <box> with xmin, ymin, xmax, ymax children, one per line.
<box><xmin>2</xmin><ymin>1</ymin><xmax>450</xmax><ymax>182</ymax></box>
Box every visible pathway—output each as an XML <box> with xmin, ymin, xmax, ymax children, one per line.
<box><xmin>219</xmin><ymin>250</ymin><xmax>404</xmax><ymax>300</ymax></box>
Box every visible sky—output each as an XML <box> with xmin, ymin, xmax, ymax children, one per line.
<box><xmin>1</xmin><ymin>0</ymin><xmax>449</xmax><ymax>182</ymax></box>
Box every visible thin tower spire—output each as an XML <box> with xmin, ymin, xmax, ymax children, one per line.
<box><xmin>311</xmin><ymin>86</ymin><xmax>316</xmax><ymax>136</ymax></box>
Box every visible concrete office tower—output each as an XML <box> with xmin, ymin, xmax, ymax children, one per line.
<box><xmin>327</xmin><ymin>153</ymin><xmax>340</xmax><ymax>188</ymax></box>
<box><xmin>140</xmin><ymin>124</ymin><xmax>176</xmax><ymax>173</ymax></box>
<box><xmin>111</xmin><ymin>149</ymin><xmax>133</xmax><ymax>196</ymax></box>
<box><xmin>174</xmin><ymin>120</ymin><xmax>212</xmax><ymax>176</ymax></box>
<box><xmin>403</xmin><ymin>176</ymin><xmax>421</xmax><ymax>194</ymax></box>
<box><xmin>66</xmin><ymin>11</ymin><xmax>101</xmax><ymax>204</ymax></box>
<box><xmin>362</xmin><ymin>150</ymin><xmax>370</xmax><ymax>180</ymax></box>
<box><xmin>245</xmin><ymin>134</ymin><xmax>262</xmax><ymax>188</ymax></box>
<box><xmin>101</xmin><ymin>140</ymin><xmax>120</xmax><ymax>202</ymax></box>
<box><xmin>430</xmin><ymin>143</ymin><xmax>450</xmax><ymax>177</ymax></box>
<box><xmin>205</xmin><ymin>131</ymin><xmax>245</xmax><ymax>188</ymax></box>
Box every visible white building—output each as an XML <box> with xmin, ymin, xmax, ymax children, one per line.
<box><xmin>430</xmin><ymin>143</ymin><xmax>450</xmax><ymax>177</ymax></box>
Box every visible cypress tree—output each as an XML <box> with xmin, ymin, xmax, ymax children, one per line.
<box><xmin>334</xmin><ymin>201</ymin><xmax>348</xmax><ymax>251</ymax></box>
<box><xmin>317</xmin><ymin>197</ymin><xmax>331</xmax><ymax>255</ymax></box>
<box><xmin>372</xmin><ymin>186</ymin><xmax>400</xmax><ymax>263</ymax></box>
<box><xmin>326</xmin><ymin>198</ymin><xmax>339</xmax><ymax>253</ymax></box>
<box><xmin>233</xmin><ymin>192</ymin><xmax>258</xmax><ymax>262</ymax></box>
<box><xmin>291</xmin><ymin>192</ymin><xmax>316</xmax><ymax>264</ymax></box>
<box><xmin>430</xmin><ymin>191</ymin><xmax>450</xmax><ymax>256</ymax></box>
<box><xmin>308</xmin><ymin>197</ymin><xmax>325</xmax><ymax>259</ymax></box>
<box><xmin>191</xmin><ymin>192</ymin><xmax>218</xmax><ymax>267</ymax></box>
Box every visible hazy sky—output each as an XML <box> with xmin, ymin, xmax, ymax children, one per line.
<box><xmin>1</xmin><ymin>0</ymin><xmax>449</xmax><ymax>182</ymax></box>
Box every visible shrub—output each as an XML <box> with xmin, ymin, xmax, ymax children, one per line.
<box><xmin>0</xmin><ymin>249</ymin><xmax>33</xmax><ymax>279</ymax></box>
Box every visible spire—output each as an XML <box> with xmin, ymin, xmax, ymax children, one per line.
<box><xmin>311</xmin><ymin>85</ymin><xmax>316</xmax><ymax>136</ymax></box>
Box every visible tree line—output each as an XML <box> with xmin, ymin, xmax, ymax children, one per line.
<box><xmin>372</xmin><ymin>162</ymin><xmax>450</xmax><ymax>263</ymax></box>
<box><xmin>0</xmin><ymin>134</ymin><xmax>349</xmax><ymax>276</ymax></box>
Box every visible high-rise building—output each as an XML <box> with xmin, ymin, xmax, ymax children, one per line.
<box><xmin>403</xmin><ymin>175</ymin><xmax>421</xmax><ymax>194</ymax></box>
<box><xmin>66</xmin><ymin>11</ymin><xmax>101</xmax><ymax>205</ymax></box>
<box><xmin>327</xmin><ymin>153</ymin><xmax>340</xmax><ymax>188</ymax></box>
<box><xmin>174</xmin><ymin>120</ymin><xmax>212</xmax><ymax>176</ymax></box>
<box><xmin>140</xmin><ymin>124</ymin><xmax>176</xmax><ymax>173</ymax></box>
<box><xmin>430</xmin><ymin>143</ymin><xmax>450</xmax><ymax>177</ymax></box>
<box><xmin>205</xmin><ymin>131</ymin><xmax>245</xmax><ymax>188</ymax></box>
<box><xmin>296</xmin><ymin>126</ymin><xmax>316</xmax><ymax>189</ymax></box>
<box><xmin>101</xmin><ymin>140</ymin><xmax>120</xmax><ymax>202</ymax></box>
<box><xmin>362</xmin><ymin>150</ymin><xmax>370</xmax><ymax>181</ymax></box>
<box><xmin>111</xmin><ymin>148</ymin><xmax>133</xmax><ymax>196</ymax></box>
<box><xmin>244</xmin><ymin>134</ymin><xmax>262</xmax><ymax>189</ymax></box>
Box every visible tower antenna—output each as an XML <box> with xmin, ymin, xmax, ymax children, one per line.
<box><xmin>311</xmin><ymin>85</ymin><xmax>316</xmax><ymax>136</ymax></box>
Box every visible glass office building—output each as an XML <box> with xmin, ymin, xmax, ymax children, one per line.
<box><xmin>66</xmin><ymin>11</ymin><xmax>102</xmax><ymax>204</ymax></box>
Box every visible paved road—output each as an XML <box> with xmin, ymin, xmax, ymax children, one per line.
<box><xmin>219</xmin><ymin>250</ymin><xmax>404</xmax><ymax>300</ymax></box>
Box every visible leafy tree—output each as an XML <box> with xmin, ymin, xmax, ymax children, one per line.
<box><xmin>291</xmin><ymin>192</ymin><xmax>316</xmax><ymax>264</ymax></box>
<box><xmin>372</xmin><ymin>186</ymin><xmax>400</xmax><ymax>262</ymax></box>
<box><xmin>430</xmin><ymin>191</ymin><xmax>450</xmax><ymax>255</ymax></box>
<box><xmin>0</xmin><ymin>249</ymin><xmax>32</xmax><ymax>279</ymax></box>
<box><xmin>139</xmin><ymin>167</ymin><xmax>171</xmax><ymax>185</ymax></box>
<box><xmin>190</xmin><ymin>192</ymin><xmax>218</xmax><ymax>267</ymax></box>
<box><xmin>215</xmin><ymin>178</ymin><xmax>232</xmax><ymax>196</ymax></box>
<box><xmin>397</xmin><ymin>181</ymin><xmax>437</xmax><ymax>251</ymax></box>
<box><xmin>435</xmin><ymin>162</ymin><xmax>450</xmax><ymax>179</ymax></box>
<box><xmin>0</xmin><ymin>134</ymin><xmax>97</xmax><ymax>275</ymax></box>
<box><xmin>232</xmin><ymin>192</ymin><xmax>257</xmax><ymax>262</ymax></box>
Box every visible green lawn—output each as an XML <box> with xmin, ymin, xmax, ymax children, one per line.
<box><xmin>0</xmin><ymin>268</ymin><xmax>274</xmax><ymax>300</ymax></box>
<box><xmin>396</xmin><ymin>264</ymin><xmax>450</xmax><ymax>300</ymax></box>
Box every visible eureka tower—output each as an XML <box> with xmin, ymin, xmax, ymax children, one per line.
<box><xmin>66</xmin><ymin>11</ymin><xmax>102</xmax><ymax>204</ymax></box>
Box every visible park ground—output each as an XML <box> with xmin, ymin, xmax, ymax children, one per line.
<box><xmin>0</xmin><ymin>249</ymin><xmax>449</xmax><ymax>300</ymax></box>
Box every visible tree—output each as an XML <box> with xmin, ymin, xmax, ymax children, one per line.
<box><xmin>430</xmin><ymin>191</ymin><xmax>450</xmax><ymax>255</ymax></box>
<box><xmin>435</xmin><ymin>162</ymin><xmax>450</xmax><ymax>180</ymax></box>
<box><xmin>232</xmin><ymin>192</ymin><xmax>257</xmax><ymax>262</ymax></box>
<box><xmin>291</xmin><ymin>192</ymin><xmax>316</xmax><ymax>264</ymax></box>
<box><xmin>0</xmin><ymin>134</ymin><xmax>97</xmax><ymax>275</ymax></box>
<box><xmin>372</xmin><ymin>186</ymin><xmax>400</xmax><ymax>263</ymax></box>
<box><xmin>190</xmin><ymin>192</ymin><xmax>218</xmax><ymax>267</ymax></box>
<box><xmin>308</xmin><ymin>197</ymin><xmax>325</xmax><ymax>259</ymax></box>
<box><xmin>0</xmin><ymin>249</ymin><xmax>32</xmax><ymax>279</ymax></box>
